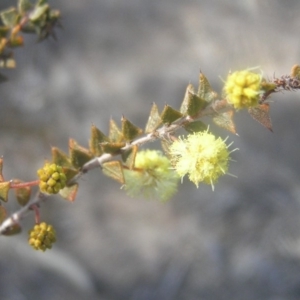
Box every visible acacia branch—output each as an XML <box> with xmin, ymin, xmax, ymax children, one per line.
<box><xmin>0</xmin><ymin>73</ymin><xmax>298</xmax><ymax>235</ymax></box>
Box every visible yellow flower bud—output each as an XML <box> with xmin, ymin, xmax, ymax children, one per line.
<box><xmin>28</xmin><ymin>222</ymin><xmax>56</xmax><ymax>251</ymax></box>
<box><xmin>37</xmin><ymin>163</ymin><xmax>67</xmax><ymax>194</ymax></box>
<box><xmin>224</xmin><ymin>69</ymin><xmax>263</xmax><ymax>109</ymax></box>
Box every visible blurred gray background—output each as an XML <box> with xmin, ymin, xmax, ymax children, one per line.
<box><xmin>1</xmin><ymin>0</ymin><xmax>300</xmax><ymax>299</ymax></box>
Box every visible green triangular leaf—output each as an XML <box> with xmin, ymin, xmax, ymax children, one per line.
<box><xmin>0</xmin><ymin>181</ymin><xmax>10</xmax><ymax>202</ymax></box>
<box><xmin>62</xmin><ymin>167</ymin><xmax>79</xmax><ymax>184</ymax></box>
<box><xmin>248</xmin><ymin>103</ymin><xmax>273</xmax><ymax>132</ymax></box>
<box><xmin>160</xmin><ymin>105</ymin><xmax>183</xmax><ymax>125</ymax></box>
<box><xmin>121</xmin><ymin>117</ymin><xmax>143</xmax><ymax>141</ymax></box>
<box><xmin>108</xmin><ymin>119</ymin><xmax>123</xmax><ymax>142</ymax></box>
<box><xmin>198</xmin><ymin>72</ymin><xmax>217</xmax><ymax>103</ymax></box>
<box><xmin>184</xmin><ymin>120</ymin><xmax>208</xmax><ymax>133</ymax></box>
<box><xmin>13</xmin><ymin>179</ymin><xmax>31</xmax><ymax>206</ymax></box>
<box><xmin>213</xmin><ymin>110</ymin><xmax>237</xmax><ymax>134</ymax></box>
<box><xmin>102</xmin><ymin>161</ymin><xmax>125</xmax><ymax>184</ymax></box>
<box><xmin>51</xmin><ymin>147</ymin><xmax>72</xmax><ymax>168</ymax></box>
<box><xmin>100</xmin><ymin>142</ymin><xmax>125</xmax><ymax>155</ymax></box>
<box><xmin>180</xmin><ymin>84</ymin><xmax>194</xmax><ymax>115</ymax></box>
<box><xmin>59</xmin><ymin>184</ymin><xmax>78</xmax><ymax>202</ymax></box>
<box><xmin>180</xmin><ymin>84</ymin><xmax>206</xmax><ymax>117</ymax></box>
<box><xmin>18</xmin><ymin>0</ymin><xmax>33</xmax><ymax>14</ymax></box>
<box><xmin>145</xmin><ymin>103</ymin><xmax>161</xmax><ymax>133</ymax></box>
<box><xmin>187</xmin><ymin>93</ymin><xmax>206</xmax><ymax>117</ymax></box>
<box><xmin>69</xmin><ymin>139</ymin><xmax>93</xmax><ymax>169</ymax></box>
<box><xmin>29</xmin><ymin>3</ymin><xmax>49</xmax><ymax>22</ymax></box>
<box><xmin>0</xmin><ymin>7</ymin><xmax>19</xmax><ymax>27</ymax></box>
<box><xmin>89</xmin><ymin>125</ymin><xmax>109</xmax><ymax>156</ymax></box>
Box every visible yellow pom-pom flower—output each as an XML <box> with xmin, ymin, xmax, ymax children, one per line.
<box><xmin>37</xmin><ymin>163</ymin><xmax>67</xmax><ymax>194</ymax></box>
<box><xmin>223</xmin><ymin>69</ymin><xmax>263</xmax><ymax>109</ymax></box>
<box><xmin>28</xmin><ymin>222</ymin><xmax>56</xmax><ymax>251</ymax></box>
<box><xmin>123</xmin><ymin>150</ymin><xmax>179</xmax><ymax>202</ymax></box>
<box><xmin>169</xmin><ymin>131</ymin><xmax>234</xmax><ymax>190</ymax></box>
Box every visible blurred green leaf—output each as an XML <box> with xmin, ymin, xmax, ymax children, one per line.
<box><xmin>121</xmin><ymin>117</ymin><xmax>143</xmax><ymax>141</ymax></box>
<box><xmin>18</xmin><ymin>0</ymin><xmax>33</xmax><ymax>14</ymax></box>
<box><xmin>145</xmin><ymin>103</ymin><xmax>161</xmax><ymax>133</ymax></box>
<box><xmin>100</xmin><ymin>142</ymin><xmax>125</xmax><ymax>155</ymax></box>
<box><xmin>13</xmin><ymin>179</ymin><xmax>31</xmax><ymax>206</ymax></box>
<box><xmin>62</xmin><ymin>167</ymin><xmax>79</xmax><ymax>184</ymax></box>
<box><xmin>59</xmin><ymin>184</ymin><xmax>78</xmax><ymax>202</ymax></box>
<box><xmin>184</xmin><ymin>120</ymin><xmax>207</xmax><ymax>133</ymax></box>
<box><xmin>160</xmin><ymin>105</ymin><xmax>182</xmax><ymax>125</ymax></box>
<box><xmin>109</xmin><ymin>119</ymin><xmax>123</xmax><ymax>142</ymax></box>
<box><xmin>213</xmin><ymin>111</ymin><xmax>237</xmax><ymax>134</ymax></box>
<box><xmin>0</xmin><ymin>181</ymin><xmax>10</xmax><ymax>202</ymax></box>
<box><xmin>52</xmin><ymin>147</ymin><xmax>72</xmax><ymax>168</ymax></box>
<box><xmin>89</xmin><ymin>125</ymin><xmax>109</xmax><ymax>156</ymax></box>
<box><xmin>0</xmin><ymin>7</ymin><xmax>19</xmax><ymax>28</ymax></box>
<box><xmin>29</xmin><ymin>4</ymin><xmax>49</xmax><ymax>22</ymax></box>
<box><xmin>248</xmin><ymin>103</ymin><xmax>273</xmax><ymax>132</ymax></box>
<box><xmin>198</xmin><ymin>72</ymin><xmax>217</xmax><ymax>102</ymax></box>
<box><xmin>102</xmin><ymin>161</ymin><xmax>124</xmax><ymax>184</ymax></box>
<box><xmin>69</xmin><ymin>139</ymin><xmax>93</xmax><ymax>169</ymax></box>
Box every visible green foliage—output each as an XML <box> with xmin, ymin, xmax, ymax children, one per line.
<box><xmin>180</xmin><ymin>84</ymin><xmax>207</xmax><ymax>116</ymax></box>
<box><xmin>0</xmin><ymin>0</ymin><xmax>60</xmax><ymax>74</ymax></box>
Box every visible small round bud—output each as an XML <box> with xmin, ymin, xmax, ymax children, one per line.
<box><xmin>224</xmin><ymin>69</ymin><xmax>263</xmax><ymax>109</ymax></box>
<box><xmin>28</xmin><ymin>222</ymin><xmax>56</xmax><ymax>251</ymax></box>
<box><xmin>37</xmin><ymin>163</ymin><xmax>67</xmax><ymax>194</ymax></box>
<box><xmin>169</xmin><ymin>131</ymin><xmax>232</xmax><ymax>189</ymax></box>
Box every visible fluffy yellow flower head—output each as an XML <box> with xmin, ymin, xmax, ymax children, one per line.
<box><xmin>224</xmin><ymin>70</ymin><xmax>262</xmax><ymax>109</ymax></box>
<box><xmin>123</xmin><ymin>150</ymin><xmax>179</xmax><ymax>202</ymax></box>
<box><xmin>169</xmin><ymin>131</ymin><xmax>232</xmax><ymax>189</ymax></box>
